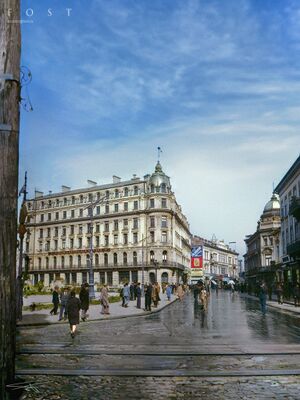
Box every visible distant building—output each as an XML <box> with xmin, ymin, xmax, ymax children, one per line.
<box><xmin>25</xmin><ymin>162</ymin><xmax>191</xmax><ymax>287</ymax></box>
<box><xmin>244</xmin><ymin>193</ymin><xmax>281</xmax><ymax>286</ymax></box>
<box><xmin>274</xmin><ymin>155</ymin><xmax>300</xmax><ymax>287</ymax></box>
<box><xmin>191</xmin><ymin>235</ymin><xmax>239</xmax><ymax>283</ymax></box>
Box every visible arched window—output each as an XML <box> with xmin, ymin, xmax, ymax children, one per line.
<box><xmin>61</xmin><ymin>256</ymin><xmax>65</xmax><ymax>267</ymax></box>
<box><xmin>53</xmin><ymin>256</ymin><xmax>57</xmax><ymax>268</ymax></box>
<box><xmin>134</xmin><ymin>186</ymin><xmax>138</xmax><ymax>195</ymax></box>
<box><xmin>78</xmin><ymin>255</ymin><xmax>81</xmax><ymax>267</ymax></box>
<box><xmin>133</xmin><ymin>251</ymin><xmax>137</xmax><ymax>266</ymax></box>
<box><xmin>162</xmin><ymin>250</ymin><xmax>167</xmax><ymax>263</ymax></box>
<box><xmin>150</xmin><ymin>250</ymin><xmax>155</xmax><ymax>263</ymax></box>
<box><xmin>161</xmin><ymin>272</ymin><xmax>169</xmax><ymax>283</ymax></box>
<box><xmin>113</xmin><ymin>253</ymin><xmax>118</xmax><ymax>265</ymax></box>
<box><xmin>95</xmin><ymin>254</ymin><xmax>99</xmax><ymax>265</ymax></box>
<box><xmin>161</xmin><ymin>183</ymin><xmax>166</xmax><ymax>193</ymax></box>
<box><xmin>104</xmin><ymin>253</ymin><xmax>108</xmax><ymax>265</ymax></box>
<box><xmin>69</xmin><ymin>255</ymin><xmax>73</xmax><ymax>267</ymax></box>
<box><xmin>150</xmin><ymin>184</ymin><xmax>155</xmax><ymax>193</ymax></box>
<box><xmin>124</xmin><ymin>187</ymin><xmax>129</xmax><ymax>197</ymax></box>
<box><xmin>123</xmin><ymin>252</ymin><xmax>127</xmax><ymax>265</ymax></box>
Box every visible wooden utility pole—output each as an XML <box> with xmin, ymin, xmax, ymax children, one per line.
<box><xmin>0</xmin><ymin>0</ymin><xmax>21</xmax><ymax>398</ymax></box>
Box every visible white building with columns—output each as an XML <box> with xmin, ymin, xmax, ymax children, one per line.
<box><xmin>25</xmin><ymin>162</ymin><xmax>191</xmax><ymax>287</ymax></box>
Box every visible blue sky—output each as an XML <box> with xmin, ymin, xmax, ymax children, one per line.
<box><xmin>20</xmin><ymin>0</ymin><xmax>300</xmax><ymax>255</ymax></box>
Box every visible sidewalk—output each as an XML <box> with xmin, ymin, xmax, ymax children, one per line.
<box><xmin>240</xmin><ymin>293</ymin><xmax>300</xmax><ymax>316</ymax></box>
<box><xmin>18</xmin><ymin>294</ymin><xmax>178</xmax><ymax>327</ymax></box>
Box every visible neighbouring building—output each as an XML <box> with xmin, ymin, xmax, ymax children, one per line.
<box><xmin>191</xmin><ymin>235</ymin><xmax>239</xmax><ymax>284</ymax></box>
<box><xmin>24</xmin><ymin>162</ymin><xmax>191</xmax><ymax>287</ymax></box>
<box><xmin>274</xmin><ymin>155</ymin><xmax>300</xmax><ymax>289</ymax></box>
<box><xmin>244</xmin><ymin>193</ymin><xmax>281</xmax><ymax>288</ymax></box>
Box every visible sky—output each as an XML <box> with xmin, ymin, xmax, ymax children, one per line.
<box><xmin>20</xmin><ymin>0</ymin><xmax>300</xmax><ymax>256</ymax></box>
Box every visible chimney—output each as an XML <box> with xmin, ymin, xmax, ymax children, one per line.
<box><xmin>87</xmin><ymin>180</ymin><xmax>97</xmax><ymax>186</ymax></box>
<box><xmin>113</xmin><ymin>175</ymin><xmax>121</xmax><ymax>183</ymax></box>
<box><xmin>61</xmin><ymin>185</ymin><xmax>71</xmax><ymax>192</ymax></box>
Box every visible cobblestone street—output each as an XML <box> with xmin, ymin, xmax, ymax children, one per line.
<box><xmin>17</xmin><ymin>291</ymin><xmax>300</xmax><ymax>399</ymax></box>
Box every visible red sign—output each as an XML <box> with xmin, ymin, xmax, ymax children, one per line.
<box><xmin>191</xmin><ymin>257</ymin><xmax>203</xmax><ymax>269</ymax></box>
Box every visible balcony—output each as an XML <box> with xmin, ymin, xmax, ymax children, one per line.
<box><xmin>289</xmin><ymin>196</ymin><xmax>300</xmax><ymax>221</ymax></box>
<box><xmin>287</xmin><ymin>239</ymin><xmax>300</xmax><ymax>258</ymax></box>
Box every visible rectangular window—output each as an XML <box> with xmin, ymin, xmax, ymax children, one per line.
<box><xmin>114</xmin><ymin>203</ymin><xmax>119</xmax><ymax>212</ymax></box>
<box><xmin>105</xmin><ymin>222</ymin><xmax>109</xmax><ymax>232</ymax></box>
<box><xmin>114</xmin><ymin>220</ymin><xmax>119</xmax><ymax>231</ymax></box>
<box><xmin>70</xmin><ymin>238</ymin><xmax>74</xmax><ymax>249</ymax></box>
<box><xmin>47</xmin><ymin>228</ymin><xmax>51</xmax><ymax>238</ymax></box>
<box><xmin>62</xmin><ymin>240</ymin><xmax>66</xmax><ymax>249</ymax></box>
<box><xmin>133</xmin><ymin>233</ymin><xmax>138</xmax><ymax>244</ymax></box>
<box><xmin>55</xmin><ymin>227</ymin><xmax>59</xmax><ymax>237</ymax></box>
<box><xmin>71</xmin><ymin>209</ymin><xmax>75</xmax><ymax>218</ymax></box>
<box><xmin>39</xmin><ymin>229</ymin><xmax>43</xmax><ymax>239</ymax></box>
<box><xmin>55</xmin><ymin>212</ymin><xmax>59</xmax><ymax>220</ymax></box>
<box><xmin>70</xmin><ymin>225</ymin><xmax>74</xmax><ymax>235</ymax></box>
<box><xmin>123</xmin><ymin>233</ymin><xmax>128</xmax><ymax>244</ymax></box>
<box><xmin>133</xmin><ymin>218</ymin><xmax>138</xmax><ymax>229</ymax></box>
<box><xmin>78</xmin><ymin>238</ymin><xmax>82</xmax><ymax>248</ymax></box>
<box><xmin>45</xmin><ymin>241</ymin><xmax>50</xmax><ymax>251</ymax></box>
<box><xmin>161</xmin><ymin>232</ymin><xmax>167</xmax><ymax>243</ymax></box>
<box><xmin>133</xmin><ymin>200</ymin><xmax>138</xmax><ymax>210</ymax></box>
<box><xmin>161</xmin><ymin>217</ymin><xmax>167</xmax><ymax>228</ymax></box>
<box><xmin>96</xmin><ymin>236</ymin><xmax>100</xmax><ymax>247</ymax></box>
<box><xmin>150</xmin><ymin>217</ymin><xmax>155</xmax><ymax>228</ymax></box>
<box><xmin>79</xmin><ymin>209</ymin><xmax>83</xmax><ymax>217</ymax></box>
<box><xmin>123</xmin><ymin>219</ymin><xmax>128</xmax><ymax>227</ymax></box>
<box><xmin>150</xmin><ymin>198</ymin><xmax>155</xmax><ymax>208</ymax></box>
<box><xmin>104</xmin><ymin>235</ymin><xmax>109</xmax><ymax>246</ymax></box>
<box><xmin>124</xmin><ymin>202</ymin><xmax>128</xmax><ymax>211</ymax></box>
<box><xmin>114</xmin><ymin>235</ymin><xmax>118</xmax><ymax>245</ymax></box>
<box><xmin>95</xmin><ymin>224</ymin><xmax>100</xmax><ymax>233</ymax></box>
<box><xmin>161</xmin><ymin>198</ymin><xmax>167</xmax><ymax>208</ymax></box>
<box><xmin>105</xmin><ymin>204</ymin><xmax>109</xmax><ymax>214</ymax></box>
<box><xmin>40</xmin><ymin>214</ymin><xmax>44</xmax><ymax>222</ymax></box>
<box><xmin>54</xmin><ymin>240</ymin><xmax>58</xmax><ymax>250</ymax></box>
<box><xmin>150</xmin><ymin>231</ymin><xmax>155</xmax><ymax>243</ymax></box>
<box><xmin>96</xmin><ymin>206</ymin><xmax>100</xmax><ymax>215</ymax></box>
<box><xmin>48</xmin><ymin>213</ymin><xmax>51</xmax><ymax>221</ymax></box>
<box><xmin>79</xmin><ymin>225</ymin><xmax>83</xmax><ymax>234</ymax></box>
<box><xmin>62</xmin><ymin>227</ymin><xmax>66</xmax><ymax>236</ymax></box>
<box><xmin>63</xmin><ymin>211</ymin><xmax>67</xmax><ymax>219</ymax></box>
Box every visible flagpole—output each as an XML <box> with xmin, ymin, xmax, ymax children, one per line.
<box><xmin>16</xmin><ymin>171</ymin><xmax>27</xmax><ymax>320</ymax></box>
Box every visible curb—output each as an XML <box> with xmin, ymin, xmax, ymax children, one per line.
<box><xmin>240</xmin><ymin>294</ymin><xmax>300</xmax><ymax>317</ymax></box>
<box><xmin>17</xmin><ymin>297</ymin><xmax>179</xmax><ymax>328</ymax></box>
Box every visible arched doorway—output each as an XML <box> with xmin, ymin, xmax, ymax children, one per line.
<box><xmin>149</xmin><ymin>272</ymin><xmax>156</xmax><ymax>284</ymax></box>
<box><xmin>161</xmin><ymin>272</ymin><xmax>168</xmax><ymax>283</ymax></box>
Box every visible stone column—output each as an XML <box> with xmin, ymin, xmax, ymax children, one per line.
<box><xmin>77</xmin><ymin>272</ymin><xmax>82</xmax><ymax>285</ymax></box>
<box><xmin>113</xmin><ymin>271</ymin><xmax>119</xmax><ymax>286</ymax></box>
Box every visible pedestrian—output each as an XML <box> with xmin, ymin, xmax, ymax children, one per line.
<box><xmin>144</xmin><ymin>283</ymin><xmax>152</xmax><ymax>311</ymax></box>
<box><xmin>259</xmin><ymin>282</ymin><xmax>267</xmax><ymax>315</ymax></box>
<box><xmin>199</xmin><ymin>287</ymin><xmax>208</xmax><ymax>311</ymax></box>
<box><xmin>136</xmin><ymin>282</ymin><xmax>142</xmax><ymax>309</ymax></box>
<box><xmin>166</xmin><ymin>284</ymin><xmax>172</xmax><ymax>301</ymax></box>
<box><xmin>130</xmin><ymin>282</ymin><xmax>135</xmax><ymax>301</ymax></box>
<box><xmin>50</xmin><ymin>286</ymin><xmax>60</xmax><ymax>315</ymax></box>
<box><xmin>120</xmin><ymin>285</ymin><xmax>125</xmax><ymax>307</ymax></box>
<box><xmin>123</xmin><ymin>282</ymin><xmax>130</xmax><ymax>307</ymax></box>
<box><xmin>276</xmin><ymin>282</ymin><xmax>284</xmax><ymax>304</ymax></box>
<box><xmin>293</xmin><ymin>283</ymin><xmax>300</xmax><ymax>307</ymax></box>
<box><xmin>79</xmin><ymin>283</ymin><xmax>90</xmax><ymax>321</ymax></box>
<box><xmin>193</xmin><ymin>284</ymin><xmax>200</xmax><ymax>304</ymax></box>
<box><xmin>100</xmin><ymin>284</ymin><xmax>110</xmax><ymax>314</ymax></box>
<box><xmin>58</xmin><ymin>287</ymin><xmax>70</xmax><ymax>321</ymax></box>
<box><xmin>152</xmin><ymin>282</ymin><xmax>160</xmax><ymax>307</ymax></box>
<box><xmin>176</xmin><ymin>284</ymin><xmax>184</xmax><ymax>301</ymax></box>
<box><xmin>66</xmin><ymin>290</ymin><xmax>81</xmax><ymax>338</ymax></box>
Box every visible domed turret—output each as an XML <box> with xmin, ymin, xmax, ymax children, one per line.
<box><xmin>263</xmin><ymin>193</ymin><xmax>280</xmax><ymax>213</ymax></box>
<box><xmin>148</xmin><ymin>161</ymin><xmax>171</xmax><ymax>193</ymax></box>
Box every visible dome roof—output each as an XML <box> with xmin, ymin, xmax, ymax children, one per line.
<box><xmin>148</xmin><ymin>161</ymin><xmax>171</xmax><ymax>190</ymax></box>
<box><xmin>263</xmin><ymin>193</ymin><xmax>280</xmax><ymax>213</ymax></box>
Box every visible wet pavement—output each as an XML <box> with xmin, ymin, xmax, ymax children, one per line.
<box><xmin>17</xmin><ymin>291</ymin><xmax>300</xmax><ymax>399</ymax></box>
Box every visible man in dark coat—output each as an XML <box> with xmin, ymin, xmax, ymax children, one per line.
<box><xmin>50</xmin><ymin>286</ymin><xmax>60</xmax><ymax>315</ymax></box>
<box><xmin>144</xmin><ymin>283</ymin><xmax>152</xmax><ymax>311</ymax></box>
<box><xmin>79</xmin><ymin>283</ymin><xmax>89</xmax><ymax>321</ymax></box>
<box><xmin>136</xmin><ymin>282</ymin><xmax>142</xmax><ymax>309</ymax></box>
<box><xmin>66</xmin><ymin>290</ymin><xmax>81</xmax><ymax>338</ymax></box>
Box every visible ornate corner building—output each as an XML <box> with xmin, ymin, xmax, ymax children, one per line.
<box><xmin>24</xmin><ymin>162</ymin><xmax>191</xmax><ymax>287</ymax></box>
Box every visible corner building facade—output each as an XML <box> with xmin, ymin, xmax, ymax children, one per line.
<box><xmin>25</xmin><ymin>162</ymin><xmax>191</xmax><ymax>287</ymax></box>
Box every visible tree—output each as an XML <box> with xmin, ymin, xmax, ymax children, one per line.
<box><xmin>0</xmin><ymin>0</ymin><xmax>21</xmax><ymax>397</ymax></box>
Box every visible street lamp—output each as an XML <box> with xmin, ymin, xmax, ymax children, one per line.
<box><xmin>84</xmin><ymin>194</ymin><xmax>107</xmax><ymax>299</ymax></box>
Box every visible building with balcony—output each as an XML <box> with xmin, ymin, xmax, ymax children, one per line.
<box><xmin>191</xmin><ymin>235</ymin><xmax>239</xmax><ymax>283</ymax></box>
<box><xmin>275</xmin><ymin>155</ymin><xmax>300</xmax><ymax>287</ymax></box>
<box><xmin>244</xmin><ymin>193</ymin><xmax>281</xmax><ymax>287</ymax></box>
<box><xmin>24</xmin><ymin>162</ymin><xmax>191</xmax><ymax>287</ymax></box>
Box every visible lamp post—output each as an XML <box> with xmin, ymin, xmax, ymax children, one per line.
<box><xmin>84</xmin><ymin>195</ymin><xmax>107</xmax><ymax>299</ymax></box>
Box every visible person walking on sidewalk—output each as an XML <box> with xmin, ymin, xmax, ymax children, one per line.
<box><xmin>50</xmin><ymin>286</ymin><xmax>60</xmax><ymax>315</ymax></box>
<box><xmin>152</xmin><ymin>282</ymin><xmax>160</xmax><ymax>308</ymax></box>
<box><xmin>123</xmin><ymin>282</ymin><xmax>130</xmax><ymax>307</ymax></box>
<box><xmin>176</xmin><ymin>284</ymin><xmax>184</xmax><ymax>301</ymax></box>
<box><xmin>276</xmin><ymin>282</ymin><xmax>284</xmax><ymax>304</ymax></box>
<box><xmin>79</xmin><ymin>283</ymin><xmax>90</xmax><ymax>321</ymax></box>
<box><xmin>66</xmin><ymin>290</ymin><xmax>81</xmax><ymax>338</ymax></box>
<box><xmin>166</xmin><ymin>284</ymin><xmax>172</xmax><ymax>301</ymax></box>
<box><xmin>259</xmin><ymin>282</ymin><xmax>267</xmax><ymax>315</ymax></box>
<box><xmin>293</xmin><ymin>283</ymin><xmax>300</xmax><ymax>307</ymax></box>
<box><xmin>100</xmin><ymin>284</ymin><xmax>110</xmax><ymax>315</ymax></box>
<box><xmin>144</xmin><ymin>283</ymin><xmax>152</xmax><ymax>311</ymax></box>
<box><xmin>136</xmin><ymin>282</ymin><xmax>142</xmax><ymax>309</ymax></box>
<box><xmin>58</xmin><ymin>287</ymin><xmax>70</xmax><ymax>321</ymax></box>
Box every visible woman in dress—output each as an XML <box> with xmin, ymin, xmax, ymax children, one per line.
<box><xmin>100</xmin><ymin>285</ymin><xmax>110</xmax><ymax>315</ymax></box>
<box><xmin>66</xmin><ymin>290</ymin><xmax>81</xmax><ymax>338</ymax></box>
